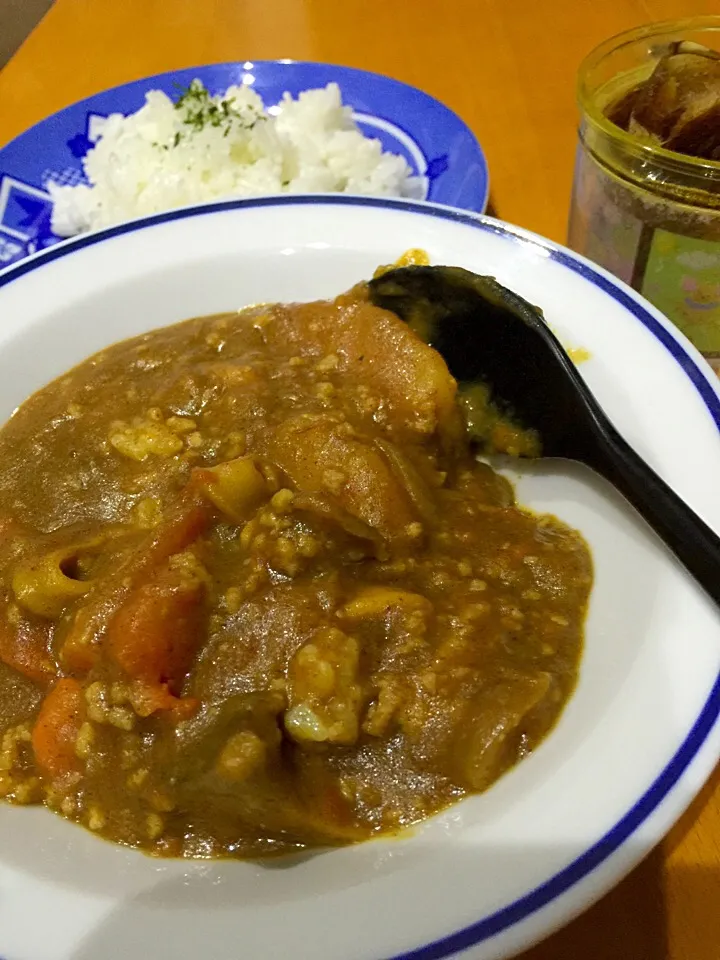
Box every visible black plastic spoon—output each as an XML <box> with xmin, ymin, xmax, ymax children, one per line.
<box><xmin>368</xmin><ymin>265</ymin><xmax>720</xmax><ymax>604</ymax></box>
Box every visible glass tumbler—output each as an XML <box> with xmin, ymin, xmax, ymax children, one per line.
<box><xmin>568</xmin><ymin>17</ymin><xmax>720</xmax><ymax>373</ymax></box>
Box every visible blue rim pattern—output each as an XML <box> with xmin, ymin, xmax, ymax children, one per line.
<box><xmin>0</xmin><ymin>61</ymin><xmax>489</xmax><ymax>269</ymax></box>
<box><xmin>0</xmin><ymin>195</ymin><xmax>719</xmax><ymax>960</ymax></box>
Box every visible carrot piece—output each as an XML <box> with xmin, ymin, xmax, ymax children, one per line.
<box><xmin>31</xmin><ymin>678</ymin><xmax>85</xmax><ymax>779</ymax></box>
<box><xmin>142</xmin><ymin>498</ymin><xmax>210</xmax><ymax>571</ymax></box>
<box><xmin>0</xmin><ymin>599</ymin><xmax>56</xmax><ymax>687</ymax></box>
<box><xmin>59</xmin><ymin>494</ymin><xmax>210</xmax><ymax>675</ymax></box>
<box><xmin>107</xmin><ymin>571</ymin><xmax>205</xmax><ymax>696</ymax></box>
<box><xmin>130</xmin><ymin>681</ymin><xmax>200</xmax><ymax>721</ymax></box>
<box><xmin>57</xmin><ymin>607</ymin><xmax>102</xmax><ymax>675</ymax></box>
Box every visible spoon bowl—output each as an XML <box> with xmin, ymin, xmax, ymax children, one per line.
<box><xmin>369</xmin><ymin>264</ymin><xmax>720</xmax><ymax>605</ymax></box>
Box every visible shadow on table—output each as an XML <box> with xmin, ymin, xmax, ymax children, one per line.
<box><xmin>485</xmin><ymin>194</ymin><xmax>499</xmax><ymax>219</ymax></box>
<box><xmin>519</xmin><ymin>760</ymin><xmax>720</xmax><ymax>960</ymax></box>
<box><xmin>0</xmin><ymin>0</ymin><xmax>54</xmax><ymax>69</ymax></box>
<box><xmin>515</xmin><ymin>846</ymin><xmax>668</xmax><ymax>960</ymax></box>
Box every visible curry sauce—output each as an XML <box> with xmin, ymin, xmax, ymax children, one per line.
<box><xmin>0</xmin><ymin>281</ymin><xmax>591</xmax><ymax>857</ymax></box>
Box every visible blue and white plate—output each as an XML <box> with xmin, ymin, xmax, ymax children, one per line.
<box><xmin>0</xmin><ymin>61</ymin><xmax>489</xmax><ymax>268</ymax></box>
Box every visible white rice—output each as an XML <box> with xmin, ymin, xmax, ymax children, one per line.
<box><xmin>49</xmin><ymin>81</ymin><xmax>423</xmax><ymax>237</ymax></box>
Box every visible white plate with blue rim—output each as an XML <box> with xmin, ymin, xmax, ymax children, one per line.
<box><xmin>0</xmin><ymin>195</ymin><xmax>719</xmax><ymax>960</ymax></box>
<box><xmin>0</xmin><ymin>60</ymin><xmax>488</xmax><ymax>269</ymax></box>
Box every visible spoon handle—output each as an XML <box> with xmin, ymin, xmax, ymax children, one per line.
<box><xmin>586</xmin><ymin>423</ymin><xmax>720</xmax><ymax>606</ymax></box>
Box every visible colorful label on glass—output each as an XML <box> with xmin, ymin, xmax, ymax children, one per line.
<box><xmin>641</xmin><ymin>231</ymin><xmax>720</xmax><ymax>355</ymax></box>
<box><xmin>568</xmin><ymin>148</ymin><xmax>720</xmax><ymax>372</ymax></box>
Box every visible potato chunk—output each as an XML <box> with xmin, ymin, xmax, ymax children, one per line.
<box><xmin>192</xmin><ymin>456</ymin><xmax>269</xmax><ymax>523</ymax></box>
<box><xmin>268</xmin><ymin>296</ymin><xmax>460</xmax><ymax>443</ymax></box>
<box><xmin>452</xmin><ymin>673</ymin><xmax>552</xmax><ymax>790</ymax></box>
<box><xmin>272</xmin><ymin>416</ymin><xmax>418</xmax><ymax>543</ymax></box>
<box><xmin>341</xmin><ymin>585</ymin><xmax>431</xmax><ymax>620</ymax></box>
<box><xmin>284</xmin><ymin>627</ymin><xmax>363</xmax><ymax>745</ymax></box>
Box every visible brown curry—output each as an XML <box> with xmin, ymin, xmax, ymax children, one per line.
<box><xmin>0</xmin><ymin>274</ymin><xmax>591</xmax><ymax>858</ymax></box>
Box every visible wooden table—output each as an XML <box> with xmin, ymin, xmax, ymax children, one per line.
<box><xmin>1</xmin><ymin>1</ymin><xmax>719</xmax><ymax>957</ymax></box>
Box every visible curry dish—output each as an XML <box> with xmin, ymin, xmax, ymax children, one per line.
<box><xmin>0</xmin><ymin>274</ymin><xmax>592</xmax><ymax>858</ymax></box>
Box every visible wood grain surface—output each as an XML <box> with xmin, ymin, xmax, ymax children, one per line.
<box><xmin>1</xmin><ymin>1</ymin><xmax>719</xmax><ymax>957</ymax></box>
